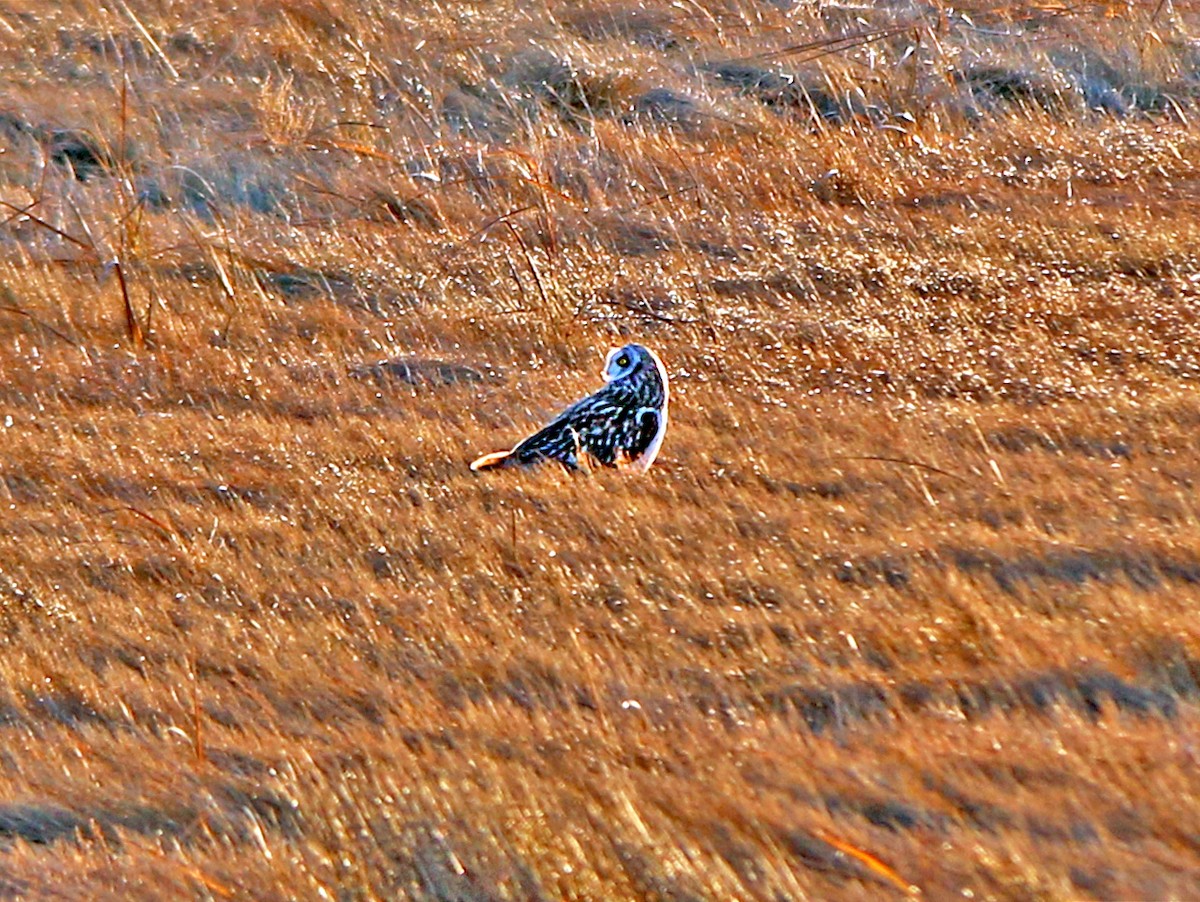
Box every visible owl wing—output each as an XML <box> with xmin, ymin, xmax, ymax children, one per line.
<box><xmin>628</xmin><ymin>408</ymin><xmax>663</xmax><ymax>461</ymax></box>
<box><xmin>509</xmin><ymin>391</ymin><xmax>632</xmax><ymax>468</ymax></box>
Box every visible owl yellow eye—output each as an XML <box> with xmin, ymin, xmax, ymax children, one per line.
<box><xmin>617</xmin><ymin>355</ymin><xmax>629</xmax><ymax>367</ymax></box>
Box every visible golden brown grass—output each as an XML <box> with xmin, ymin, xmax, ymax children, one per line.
<box><xmin>2</xmin><ymin>0</ymin><xmax>1200</xmax><ymax>897</ymax></box>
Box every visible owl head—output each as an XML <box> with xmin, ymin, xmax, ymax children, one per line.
<box><xmin>603</xmin><ymin>343</ymin><xmax>656</xmax><ymax>382</ymax></box>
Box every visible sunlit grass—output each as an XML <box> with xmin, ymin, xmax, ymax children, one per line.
<box><xmin>1</xmin><ymin>1</ymin><xmax>1199</xmax><ymax>897</ymax></box>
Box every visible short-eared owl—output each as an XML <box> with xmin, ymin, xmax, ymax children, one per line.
<box><xmin>470</xmin><ymin>343</ymin><xmax>669</xmax><ymax>472</ymax></box>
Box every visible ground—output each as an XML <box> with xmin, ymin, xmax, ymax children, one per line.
<box><xmin>1</xmin><ymin>1</ymin><xmax>1200</xmax><ymax>898</ymax></box>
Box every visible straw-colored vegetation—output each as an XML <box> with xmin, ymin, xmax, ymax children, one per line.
<box><xmin>2</xmin><ymin>0</ymin><xmax>1200</xmax><ymax>897</ymax></box>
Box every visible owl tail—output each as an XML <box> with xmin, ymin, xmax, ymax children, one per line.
<box><xmin>469</xmin><ymin>449</ymin><xmax>513</xmax><ymax>471</ymax></box>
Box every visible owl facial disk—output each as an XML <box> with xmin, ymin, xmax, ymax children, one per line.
<box><xmin>603</xmin><ymin>345</ymin><xmax>640</xmax><ymax>382</ymax></box>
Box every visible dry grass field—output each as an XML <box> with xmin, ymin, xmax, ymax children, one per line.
<box><xmin>3</xmin><ymin>0</ymin><xmax>1200</xmax><ymax>898</ymax></box>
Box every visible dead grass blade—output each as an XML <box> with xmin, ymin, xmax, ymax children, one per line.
<box><xmin>504</xmin><ymin>220</ymin><xmax>554</xmax><ymax>318</ymax></box>
<box><xmin>114</xmin><ymin>0</ymin><xmax>180</xmax><ymax>80</ymax></box>
<box><xmin>119</xmin><ymin>834</ymin><xmax>234</xmax><ymax>898</ymax></box>
<box><xmin>100</xmin><ymin>506</ymin><xmax>181</xmax><ymax>544</ymax></box>
<box><xmin>754</xmin><ymin>21</ymin><xmax>926</xmax><ymax>64</ymax></box>
<box><xmin>469</xmin><ymin>205</ymin><xmax>537</xmax><ymax>243</ymax></box>
<box><xmin>301</xmin><ymin>136</ymin><xmax>404</xmax><ymax>162</ymax></box>
<box><xmin>110</xmin><ymin>259</ymin><xmax>144</xmax><ymax>347</ymax></box>
<box><xmin>826</xmin><ymin>454</ymin><xmax>974</xmax><ymax>485</ymax></box>
<box><xmin>0</xmin><ymin>200</ymin><xmax>96</xmax><ymax>254</ymax></box>
<box><xmin>814</xmin><ymin>828</ymin><xmax>918</xmax><ymax>895</ymax></box>
<box><xmin>0</xmin><ymin>302</ymin><xmax>79</xmax><ymax>347</ymax></box>
<box><xmin>597</xmin><ymin>296</ymin><xmax>699</xmax><ymax>327</ymax></box>
<box><xmin>189</xmin><ymin>655</ymin><xmax>206</xmax><ymax>767</ymax></box>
